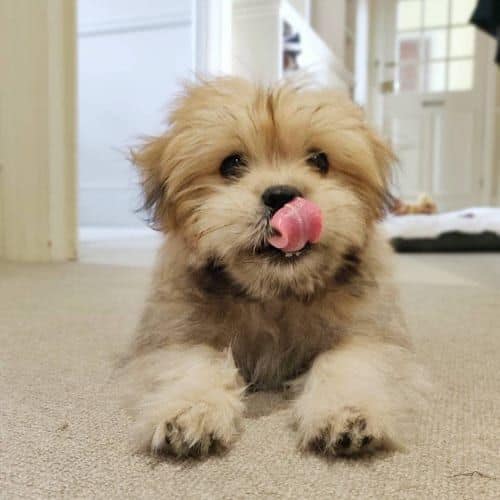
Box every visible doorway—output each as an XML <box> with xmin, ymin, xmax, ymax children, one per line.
<box><xmin>372</xmin><ymin>0</ymin><xmax>491</xmax><ymax>210</ymax></box>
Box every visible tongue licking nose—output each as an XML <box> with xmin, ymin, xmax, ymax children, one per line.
<box><xmin>268</xmin><ymin>197</ymin><xmax>323</xmax><ymax>253</ymax></box>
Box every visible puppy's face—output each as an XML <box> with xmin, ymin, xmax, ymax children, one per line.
<box><xmin>134</xmin><ymin>78</ymin><xmax>394</xmax><ymax>299</ymax></box>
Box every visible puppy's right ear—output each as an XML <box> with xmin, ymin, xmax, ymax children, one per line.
<box><xmin>130</xmin><ymin>135</ymin><xmax>171</xmax><ymax>231</ymax></box>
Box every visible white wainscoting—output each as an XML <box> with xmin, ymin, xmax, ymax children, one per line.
<box><xmin>78</xmin><ymin>0</ymin><xmax>193</xmax><ymax>227</ymax></box>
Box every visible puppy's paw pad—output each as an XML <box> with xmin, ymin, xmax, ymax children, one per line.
<box><xmin>152</xmin><ymin>421</ymin><xmax>222</xmax><ymax>457</ymax></box>
<box><xmin>150</xmin><ymin>403</ymin><xmax>239</xmax><ymax>458</ymax></box>
<box><xmin>305</xmin><ymin>408</ymin><xmax>383</xmax><ymax>457</ymax></box>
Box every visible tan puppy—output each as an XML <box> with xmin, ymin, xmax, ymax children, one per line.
<box><xmin>121</xmin><ymin>77</ymin><xmax>427</xmax><ymax>458</ymax></box>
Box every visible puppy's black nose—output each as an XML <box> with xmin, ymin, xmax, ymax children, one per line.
<box><xmin>261</xmin><ymin>185</ymin><xmax>302</xmax><ymax>212</ymax></box>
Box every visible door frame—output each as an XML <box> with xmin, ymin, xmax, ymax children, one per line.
<box><xmin>193</xmin><ymin>0</ymin><xmax>232</xmax><ymax>75</ymax></box>
<box><xmin>481</xmin><ymin>37</ymin><xmax>498</xmax><ymax>205</ymax></box>
<box><xmin>0</xmin><ymin>0</ymin><xmax>77</xmax><ymax>262</ymax></box>
<box><xmin>367</xmin><ymin>0</ymin><xmax>497</xmax><ymax>206</ymax></box>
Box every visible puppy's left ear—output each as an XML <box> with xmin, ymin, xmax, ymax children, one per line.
<box><xmin>366</xmin><ymin>127</ymin><xmax>397</xmax><ymax>217</ymax></box>
<box><xmin>130</xmin><ymin>135</ymin><xmax>172</xmax><ymax>231</ymax></box>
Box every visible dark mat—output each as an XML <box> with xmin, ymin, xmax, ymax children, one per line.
<box><xmin>391</xmin><ymin>231</ymin><xmax>500</xmax><ymax>252</ymax></box>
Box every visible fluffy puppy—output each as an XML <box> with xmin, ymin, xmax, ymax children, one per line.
<box><xmin>121</xmin><ymin>77</ymin><xmax>427</xmax><ymax>458</ymax></box>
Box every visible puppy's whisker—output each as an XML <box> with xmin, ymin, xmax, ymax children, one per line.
<box><xmin>197</xmin><ymin>223</ymin><xmax>236</xmax><ymax>239</ymax></box>
<box><xmin>192</xmin><ymin>204</ymin><xmax>254</xmax><ymax>216</ymax></box>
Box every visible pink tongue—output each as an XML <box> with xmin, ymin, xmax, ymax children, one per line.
<box><xmin>268</xmin><ymin>197</ymin><xmax>323</xmax><ymax>252</ymax></box>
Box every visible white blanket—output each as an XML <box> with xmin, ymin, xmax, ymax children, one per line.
<box><xmin>383</xmin><ymin>207</ymin><xmax>500</xmax><ymax>239</ymax></box>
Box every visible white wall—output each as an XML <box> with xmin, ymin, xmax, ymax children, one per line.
<box><xmin>78</xmin><ymin>0</ymin><xmax>193</xmax><ymax>227</ymax></box>
<box><xmin>310</xmin><ymin>0</ymin><xmax>346</xmax><ymax>61</ymax></box>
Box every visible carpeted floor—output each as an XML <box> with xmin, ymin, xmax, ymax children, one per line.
<box><xmin>1</xmin><ymin>248</ymin><xmax>499</xmax><ymax>499</ymax></box>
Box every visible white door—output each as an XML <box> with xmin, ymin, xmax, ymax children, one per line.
<box><xmin>377</xmin><ymin>0</ymin><xmax>487</xmax><ymax>210</ymax></box>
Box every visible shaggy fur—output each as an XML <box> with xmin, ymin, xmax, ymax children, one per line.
<box><xmin>120</xmin><ymin>77</ymin><xmax>428</xmax><ymax>458</ymax></box>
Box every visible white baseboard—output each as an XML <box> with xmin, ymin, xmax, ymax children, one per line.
<box><xmin>79</xmin><ymin>226</ymin><xmax>161</xmax><ymax>243</ymax></box>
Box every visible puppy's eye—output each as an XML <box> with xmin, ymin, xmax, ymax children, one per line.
<box><xmin>307</xmin><ymin>151</ymin><xmax>329</xmax><ymax>174</ymax></box>
<box><xmin>220</xmin><ymin>153</ymin><xmax>247</xmax><ymax>178</ymax></box>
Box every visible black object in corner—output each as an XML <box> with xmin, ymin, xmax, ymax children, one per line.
<box><xmin>470</xmin><ymin>0</ymin><xmax>500</xmax><ymax>64</ymax></box>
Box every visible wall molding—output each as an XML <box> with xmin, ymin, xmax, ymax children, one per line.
<box><xmin>78</xmin><ymin>13</ymin><xmax>191</xmax><ymax>37</ymax></box>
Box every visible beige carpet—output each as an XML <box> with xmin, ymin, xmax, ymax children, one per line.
<box><xmin>1</xmin><ymin>252</ymin><xmax>499</xmax><ymax>499</ymax></box>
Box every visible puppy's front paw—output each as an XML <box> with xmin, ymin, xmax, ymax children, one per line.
<box><xmin>298</xmin><ymin>406</ymin><xmax>388</xmax><ymax>457</ymax></box>
<box><xmin>150</xmin><ymin>399</ymin><xmax>242</xmax><ymax>458</ymax></box>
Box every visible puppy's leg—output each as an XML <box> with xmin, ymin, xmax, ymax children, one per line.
<box><xmin>122</xmin><ymin>345</ymin><xmax>245</xmax><ymax>457</ymax></box>
<box><xmin>294</xmin><ymin>337</ymin><xmax>426</xmax><ymax>457</ymax></box>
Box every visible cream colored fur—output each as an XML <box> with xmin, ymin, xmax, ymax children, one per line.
<box><xmin>120</xmin><ymin>77</ymin><xmax>428</xmax><ymax>459</ymax></box>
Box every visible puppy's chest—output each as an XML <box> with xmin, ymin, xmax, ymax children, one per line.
<box><xmin>227</xmin><ymin>302</ymin><xmax>338</xmax><ymax>389</ymax></box>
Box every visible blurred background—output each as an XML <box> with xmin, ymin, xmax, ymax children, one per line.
<box><xmin>0</xmin><ymin>0</ymin><xmax>499</xmax><ymax>263</ymax></box>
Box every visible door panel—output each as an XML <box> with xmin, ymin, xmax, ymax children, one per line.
<box><xmin>388</xmin><ymin>115</ymin><xmax>423</xmax><ymax>196</ymax></box>
<box><xmin>437</xmin><ymin>111</ymin><xmax>475</xmax><ymax>195</ymax></box>
<box><xmin>378</xmin><ymin>0</ymin><xmax>484</xmax><ymax>210</ymax></box>
<box><xmin>430</xmin><ymin>112</ymin><xmax>444</xmax><ymax>193</ymax></box>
